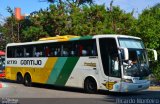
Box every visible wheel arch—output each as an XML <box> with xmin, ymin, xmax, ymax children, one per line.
<box><xmin>17</xmin><ymin>72</ymin><xmax>23</xmax><ymax>77</ymax></box>
<box><xmin>24</xmin><ymin>72</ymin><xmax>32</xmax><ymax>78</ymax></box>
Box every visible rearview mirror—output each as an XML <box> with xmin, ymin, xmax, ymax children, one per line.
<box><xmin>119</xmin><ymin>47</ymin><xmax>129</xmax><ymax>60</ymax></box>
<box><xmin>147</xmin><ymin>49</ymin><xmax>158</xmax><ymax>61</ymax></box>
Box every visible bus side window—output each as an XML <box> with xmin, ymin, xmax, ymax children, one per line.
<box><xmin>86</xmin><ymin>46</ymin><xmax>92</xmax><ymax>56</ymax></box>
<box><xmin>50</xmin><ymin>48</ymin><xmax>54</xmax><ymax>57</ymax></box>
<box><xmin>63</xmin><ymin>48</ymin><xmax>68</xmax><ymax>56</ymax></box>
<box><xmin>35</xmin><ymin>52</ymin><xmax>40</xmax><ymax>57</ymax></box>
<box><xmin>25</xmin><ymin>46</ymin><xmax>33</xmax><ymax>57</ymax></box>
<box><xmin>54</xmin><ymin>48</ymin><xmax>61</xmax><ymax>56</ymax></box>
<box><xmin>33</xmin><ymin>47</ymin><xmax>40</xmax><ymax>57</ymax></box>
<box><xmin>92</xmin><ymin>42</ymin><xmax>97</xmax><ymax>56</ymax></box>
<box><xmin>15</xmin><ymin>47</ymin><xmax>24</xmax><ymax>57</ymax></box>
<box><xmin>54</xmin><ymin>49</ymin><xmax>58</xmax><ymax>56</ymax></box>
<box><xmin>70</xmin><ymin>50</ymin><xmax>75</xmax><ymax>56</ymax></box>
<box><xmin>34</xmin><ymin>45</ymin><xmax>44</xmax><ymax>57</ymax></box>
<box><xmin>45</xmin><ymin>46</ymin><xmax>51</xmax><ymax>57</ymax></box>
<box><xmin>16</xmin><ymin>52</ymin><xmax>19</xmax><ymax>57</ymax></box>
<box><xmin>7</xmin><ymin>47</ymin><xmax>15</xmax><ymax>58</ymax></box>
<box><xmin>68</xmin><ymin>41</ymin><xmax>78</xmax><ymax>57</ymax></box>
<box><xmin>78</xmin><ymin>45</ymin><xmax>83</xmax><ymax>56</ymax></box>
<box><xmin>91</xmin><ymin>49</ymin><xmax>96</xmax><ymax>56</ymax></box>
<box><xmin>82</xmin><ymin>50</ymin><xmax>87</xmax><ymax>56</ymax></box>
<box><xmin>78</xmin><ymin>39</ymin><xmax>97</xmax><ymax>56</ymax></box>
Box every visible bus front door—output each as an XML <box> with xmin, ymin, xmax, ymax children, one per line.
<box><xmin>99</xmin><ymin>38</ymin><xmax>121</xmax><ymax>91</ymax></box>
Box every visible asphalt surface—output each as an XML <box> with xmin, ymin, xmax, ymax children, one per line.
<box><xmin>0</xmin><ymin>79</ymin><xmax>160</xmax><ymax>104</ymax></box>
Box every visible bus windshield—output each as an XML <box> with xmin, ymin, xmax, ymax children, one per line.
<box><xmin>118</xmin><ymin>38</ymin><xmax>150</xmax><ymax>78</ymax></box>
<box><xmin>119</xmin><ymin>38</ymin><xmax>145</xmax><ymax>49</ymax></box>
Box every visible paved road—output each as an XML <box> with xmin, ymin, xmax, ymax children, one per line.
<box><xmin>0</xmin><ymin>79</ymin><xmax>160</xmax><ymax>104</ymax></box>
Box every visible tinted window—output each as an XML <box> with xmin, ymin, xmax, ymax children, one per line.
<box><xmin>99</xmin><ymin>38</ymin><xmax>121</xmax><ymax>77</ymax></box>
<box><xmin>7</xmin><ymin>39</ymin><xmax>97</xmax><ymax>58</ymax></box>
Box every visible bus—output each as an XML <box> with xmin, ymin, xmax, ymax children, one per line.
<box><xmin>0</xmin><ymin>51</ymin><xmax>5</xmax><ymax>78</ymax></box>
<box><xmin>5</xmin><ymin>35</ymin><xmax>157</xmax><ymax>93</ymax></box>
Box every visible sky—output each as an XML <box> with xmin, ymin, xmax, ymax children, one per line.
<box><xmin>97</xmin><ymin>0</ymin><xmax>160</xmax><ymax>17</ymax></box>
<box><xmin>0</xmin><ymin>0</ymin><xmax>160</xmax><ymax>22</ymax></box>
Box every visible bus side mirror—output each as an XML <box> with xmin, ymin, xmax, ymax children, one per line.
<box><xmin>153</xmin><ymin>50</ymin><xmax>158</xmax><ymax>61</ymax></box>
<box><xmin>147</xmin><ymin>49</ymin><xmax>158</xmax><ymax>61</ymax></box>
<box><xmin>119</xmin><ymin>47</ymin><xmax>129</xmax><ymax>60</ymax></box>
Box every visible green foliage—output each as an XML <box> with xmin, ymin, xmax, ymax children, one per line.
<box><xmin>2</xmin><ymin>4</ymin><xmax>136</xmax><ymax>41</ymax></box>
<box><xmin>138</xmin><ymin>10</ymin><xmax>160</xmax><ymax>49</ymax></box>
<box><xmin>136</xmin><ymin>4</ymin><xmax>160</xmax><ymax>80</ymax></box>
<box><xmin>152</xmin><ymin>62</ymin><xmax>160</xmax><ymax>80</ymax></box>
<box><xmin>46</xmin><ymin>0</ymin><xmax>93</xmax><ymax>7</ymax></box>
<box><xmin>22</xmin><ymin>26</ymin><xmax>48</xmax><ymax>41</ymax></box>
<box><xmin>28</xmin><ymin>4</ymin><xmax>68</xmax><ymax>37</ymax></box>
<box><xmin>67</xmin><ymin>4</ymin><xmax>111</xmax><ymax>35</ymax></box>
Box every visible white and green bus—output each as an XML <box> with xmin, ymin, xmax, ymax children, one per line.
<box><xmin>5</xmin><ymin>35</ymin><xmax>157</xmax><ymax>93</ymax></box>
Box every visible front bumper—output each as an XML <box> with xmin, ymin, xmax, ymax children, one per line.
<box><xmin>112</xmin><ymin>80</ymin><xmax>150</xmax><ymax>92</ymax></box>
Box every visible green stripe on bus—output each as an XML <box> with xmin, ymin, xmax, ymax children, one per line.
<box><xmin>79</xmin><ymin>35</ymin><xmax>93</xmax><ymax>40</ymax></box>
<box><xmin>69</xmin><ymin>35</ymin><xmax>93</xmax><ymax>41</ymax></box>
<box><xmin>47</xmin><ymin>57</ymin><xmax>68</xmax><ymax>84</ymax></box>
<box><xmin>55</xmin><ymin>57</ymin><xmax>79</xmax><ymax>86</ymax></box>
<box><xmin>69</xmin><ymin>37</ymin><xmax>80</xmax><ymax>41</ymax></box>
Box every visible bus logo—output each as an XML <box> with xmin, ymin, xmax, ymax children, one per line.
<box><xmin>84</xmin><ymin>62</ymin><xmax>96</xmax><ymax>67</ymax></box>
<box><xmin>103</xmin><ymin>82</ymin><xmax>116</xmax><ymax>90</ymax></box>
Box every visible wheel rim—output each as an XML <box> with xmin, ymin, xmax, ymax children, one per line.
<box><xmin>87</xmin><ymin>81</ymin><xmax>95</xmax><ymax>90</ymax></box>
<box><xmin>24</xmin><ymin>75</ymin><xmax>31</xmax><ymax>86</ymax></box>
<box><xmin>17</xmin><ymin>74</ymin><xmax>23</xmax><ymax>83</ymax></box>
<box><xmin>85</xmin><ymin>79</ymin><xmax>97</xmax><ymax>93</ymax></box>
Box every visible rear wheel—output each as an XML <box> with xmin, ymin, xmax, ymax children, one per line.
<box><xmin>24</xmin><ymin>74</ymin><xmax>32</xmax><ymax>87</ymax></box>
<box><xmin>17</xmin><ymin>73</ymin><xmax>23</xmax><ymax>84</ymax></box>
<box><xmin>84</xmin><ymin>78</ymin><xmax>97</xmax><ymax>93</ymax></box>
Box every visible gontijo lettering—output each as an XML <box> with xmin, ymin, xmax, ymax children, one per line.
<box><xmin>20</xmin><ymin>60</ymin><xmax>42</xmax><ymax>65</ymax></box>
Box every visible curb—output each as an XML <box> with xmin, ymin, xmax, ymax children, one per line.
<box><xmin>148</xmin><ymin>86</ymin><xmax>160</xmax><ymax>90</ymax></box>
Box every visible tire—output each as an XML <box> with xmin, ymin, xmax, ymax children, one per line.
<box><xmin>84</xmin><ymin>78</ymin><xmax>97</xmax><ymax>93</ymax></box>
<box><xmin>17</xmin><ymin>73</ymin><xmax>23</xmax><ymax>84</ymax></box>
<box><xmin>24</xmin><ymin>74</ymin><xmax>32</xmax><ymax>87</ymax></box>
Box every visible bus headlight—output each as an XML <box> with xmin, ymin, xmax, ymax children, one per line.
<box><xmin>122</xmin><ymin>79</ymin><xmax>133</xmax><ymax>83</ymax></box>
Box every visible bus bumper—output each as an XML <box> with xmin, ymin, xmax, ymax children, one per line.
<box><xmin>112</xmin><ymin>80</ymin><xmax>150</xmax><ymax>92</ymax></box>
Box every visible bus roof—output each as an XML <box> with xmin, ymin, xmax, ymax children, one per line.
<box><xmin>39</xmin><ymin>35</ymin><xmax>80</xmax><ymax>41</ymax></box>
<box><xmin>93</xmin><ymin>34</ymin><xmax>141</xmax><ymax>39</ymax></box>
<box><xmin>7</xmin><ymin>34</ymin><xmax>141</xmax><ymax>47</ymax></box>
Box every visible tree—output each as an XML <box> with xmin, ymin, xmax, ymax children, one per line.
<box><xmin>108</xmin><ymin>6</ymin><xmax>136</xmax><ymax>35</ymax></box>
<box><xmin>22</xmin><ymin>26</ymin><xmax>48</xmax><ymax>41</ymax></box>
<box><xmin>135</xmin><ymin>3</ymin><xmax>160</xmax><ymax>80</ymax></box>
<box><xmin>45</xmin><ymin>0</ymin><xmax>93</xmax><ymax>7</ymax></box>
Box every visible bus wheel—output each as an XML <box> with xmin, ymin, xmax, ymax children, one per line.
<box><xmin>24</xmin><ymin>74</ymin><xmax>32</xmax><ymax>87</ymax></box>
<box><xmin>84</xmin><ymin>77</ymin><xmax>97</xmax><ymax>93</ymax></box>
<box><xmin>17</xmin><ymin>73</ymin><xmax>23</xmax><ymax>84</ymax></box>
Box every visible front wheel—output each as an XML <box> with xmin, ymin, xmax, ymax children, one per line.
<box><xmin>24</xmin><ymin>74</ymin><xmax>32</xmax><ymax>87</ymax></box>
<box><xmin>84</xmin><ymin>78</ymin><xmax>97</xmax><ymax>93</ymax></box>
